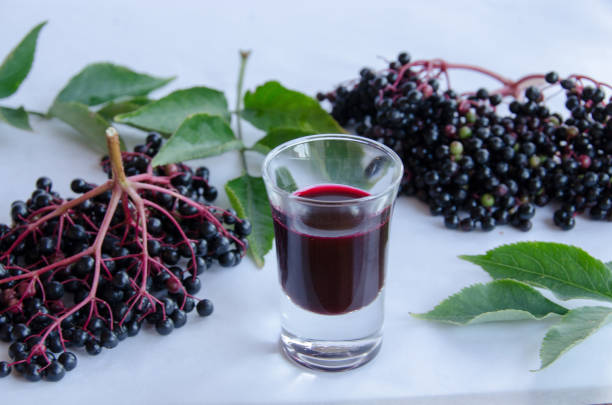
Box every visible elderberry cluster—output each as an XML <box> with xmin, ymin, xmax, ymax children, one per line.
<box><xmin>0</xmin><ymin>132</ymin><xmax>251</xmax><ymax>382</ymax></box>
<box><xmin>99</xmin><ymin>133</ymin><xmax>250</xmax><ymax>267</ymax></box>
<box><xmin>319</xmin><ymin>52</ymin><xmax>612</xmax><ymax>231</ymax></box>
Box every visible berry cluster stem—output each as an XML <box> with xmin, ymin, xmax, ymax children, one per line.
<box><xmin>106</xmin><ymin>127</ymin><xmax>127</xmax><ymax>185</ymax></box>
<box><xmin>388</xmin><ymin>59</ymin><xmax>612</xmax><ymax>99</ymax></box>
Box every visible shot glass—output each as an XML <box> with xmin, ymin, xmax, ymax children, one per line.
<box><xmin>262</xmin><ymin>134</ymin><xmax>403</xmax><ymax>371</ymax></box>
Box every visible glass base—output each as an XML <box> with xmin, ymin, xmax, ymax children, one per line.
<box><xmin>280</xmin><ymin>328</ymin><xmax>382</xmax><ymax>371</ymax></box>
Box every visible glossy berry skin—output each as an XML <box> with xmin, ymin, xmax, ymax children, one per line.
<box><xmin>70</xmin><ymin>329</ymin><xmax>88</xmax><ymax>347</ymax></box>
<box><xmin>112</xmin><ymin>271</ymin><xmax>130</xmax><ymax>289</ymax></box>
<box><xmin>36</xmin><ymin>176</ymin><xmax>53</xmax><ymax>191</ymax></box>
<box><xmin>196</xmin><ymin>299</ymin><xmax>214</xmax><ymax>317</ymax></box>
<box><xmin>554</xmin><ymin>210</ymin><xmax>576</xmax><ymax>230</ymax></box>
<box><xmin>321</xmin><ymin>52</ymin><xmax>612</xmax><ymax>232</ymax></box>
<box><xmin>85</xmin><ymin>341</ymin><xmax>102</xmax><ymax>356</ymax></box>
<box><xmin>545</xmin><ymin>71</ymin><xmax>559</xmax><ymax>83</ymax></box>
<box><xmin>0</xmin><ymin>361</ymin><xmax>11</xmax><ymax>378</ymax></box>
<box><xmin>161</xmin><ymin>297</ymin><xmax>178</xmax><ymax>317</ymax></box>
<box><xmin>88</xmin><ymin>317</ymin><xmax>105</xmax><ymax>333</ymax></box>
<box><xmin>126</xmin><ymin>321</ymin><xmax>141</xmax><ymax>337</ymax></box>
<box><xmin>115</xmin><ymin>325</ymin><xmax>128</xmax><ymax>341</ymax></box>
<box><xmin>45</xmin><ymin>280</ymin><xmax>65</xmax><ymax>300</ymax></box>
<box><xmin>444</xmin><ymin>214</ymin><xmax>459</xmax><ymax>229</ymax></box>
<box><xmin>11</xmin><ymin>323</ymin><xmax>30</xmax><ymax>341</ymax></box>
<box><xmin>218</xmin><ymin>251</ymin><xmax>236</xmax><ymax>267</ymax></box>
<box><xmin>191</xmin><ymin>256</ymin><xmax>207</xmax><ymax>276</ymax></box>
<box><xmin>211</xmin><ymin>236</ymin><xmax>231</xmax><ymax>256</ymax></box>
<box><xmin>58</xmin><ymin>352</ymin><xmax>77</xmax><ymax>372</ymax></box>
<box><xmin>183</xmin><ymin>298</ymin><xmax>196</xmax><ymax>313</ymax></box>
<box><xmin>204</xmin><ymin>186</ymin><xmax>218</xmax><ymax>201</ymax></box>
<box><xmin>101</xmin><ymin>330</ymin><xmax>119</xmax><ymax>349</ymax></box>
<box><xmin>0</xmin><ymin>134</ymin><xmax>248</xmax><ymax>382</ymax></box>
<box><xmin>147</xmin><ymin>217</ymin><xmax>162</xmax><ymax>236</ymax></box>
<box><xmin>24</xmin><ymin>363</ymin><xmax>42</xmax><ymax>382</ymax></box>
<box><xmin>155</xmin><ymin>319</ymin><xmax>174</xmax><ymax>336</ymax></box>
<box><xmin>200</xmin><ymin>221</ymin><xmax>217</xmax><ymax>239</ymax></box>
<box><xmin>518</xmin><ymin>203</ymin><xmax>536</xmax><ymax>220</ymax></box>
<box><xmin>43</xmin><ymin>361</ymin><xmax>66</xmax><ymax>382</ymax></box>
<box><xmin>8</xmin><ymin>341</ymin><xmax>27</xmax><ymax>359</ymax></box>
<box><xmin>70</xmin><ymin>178</ymin><xmax>89</xmax><ymax>193</ymax></box>
<box><xmin>74</xmin><ymin>255</ymin><xmax>95</xmax><ymax>277</ymax></box>
<box><xmin>234</xmin><ymin>220</ymin><xmax>252</xmax><ymax>236</ymax></box>
<box><xmin>161</xmin><ymin>247</ymin><xmax>180</xmax><ymax>265</ymax></box>
<box><xmin>184</xmin><ymin>277</ymin><xmax>201</xmax><ymax>294</ymax></box>
<box><xmin>171</xmin><ymin>310</ymin><xmax>187</xmax><ymax>328</ymax></box>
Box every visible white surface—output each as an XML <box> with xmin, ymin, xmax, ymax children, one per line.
<box><xmin>1</xmin><ymin>0</ymin><xmax>612</xmax><ymax>403</ymax></box>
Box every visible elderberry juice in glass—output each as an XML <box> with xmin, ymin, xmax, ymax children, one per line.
<box><xmin>262</xmin><ymin>134</ymin><xmax>403</xmax><ymax>371</ymax></box>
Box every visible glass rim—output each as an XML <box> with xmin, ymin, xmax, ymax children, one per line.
<box><xmin>261</xmin><ymin>134</ymin><xmax>404</xmax><ymax>205</ymax></box>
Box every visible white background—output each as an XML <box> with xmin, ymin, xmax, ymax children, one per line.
<box><xmin>1</xmin><ymin>1</ymin><xmax>612</xmax><ymax>403</ymax></box>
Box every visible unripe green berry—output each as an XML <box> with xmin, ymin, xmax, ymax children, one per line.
<box><xmin>450</xmin><ymin>141</ymin><xmax>464</xmax><ymax>156</ymax></box>
<box><xmin>458</xmin><ymin>126</ymin><xmax>472</xmax><ymax>139</ymax></box>
<box><xmin>466</xmin><ymin>111</ymin><xmax>476</xmax><ymax>123</ymax></box>
<box><xmin>481</xmin><ymin>193</ymin><xmax>495</xmax><ymax>208</ymax></box>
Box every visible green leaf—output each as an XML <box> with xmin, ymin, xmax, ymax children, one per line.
<box><xmin>54</xmin><ymin>63</ymin><xmax>173</xmax><ymax>106</ymax></box>
<box><xmin>116</xmin><ymin>87</ymin><xmax>230</xmax><ymax>136</ymax></box>
<box><xmin>0</xmin><ymin>21</ymin><xmax>46</xmax><ymax>99</ymax></box>
<box><xmin>243</xmin><ymin>81</ymin><xmax>345</xmax><ymax>133</ymax></box>
<box><xmin>274</xmin><ymin>167</ymin><xmax>298</xmax><ymax>193</ymax></box>
<box><xmin>97</xmin><ymin>96</ymin><xmax>151</xmax><ymax>121</ymax></box>
<box><xmin>413</xmin><ymin>280</ymin><xmax>568</xmax><ymax>325</ymax></box>
<box><xmin>49</xmin><ymin>101</ymin><xmax>125</xmax><ymax>152</ymax></box>
<box><xmin>461</xmin><ymin>242</ymin><xmax>612</xmax><ymax>302</ymax></box>
<box><xmin>538</xmin><ymin>306</ymin><xmax>612</xmax><ymax>370</ymax></box>
<box><xmin>151</xmin><ymin>114</ymin><xmax>242</xmax><ymax>166</ymax></box>
<box><xmin>251</xmin><ymin>127</ymin><xmax>314</xmax><ymax>155</ymax></box>
<box><xmin>225</xmin><ymin>175</ymin><xmax>273</xmax><ymax>268</ymax></box>
<box><xmin>0</xmin><ymin>106</ymin><xmax>31</xmax><ymax>130</ymax></box>
<box><xmin>308</xmin><ymin>136</ymin><xmax>375</xmax><ymax>190</ymax></box>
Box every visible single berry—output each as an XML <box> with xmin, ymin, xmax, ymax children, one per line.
<box><xmin>43</xmin><ymin>361</ymin><xmax>66</xmax><ymax>382</ymax></box>
<box><xmin>24</xmin><ymin>363</ymin><xmax>42</xmax><ymax>382</ymax></box>
<box><xmin>196</xmin><ymin>299</ymin><xmax>214</xmax><ymax>317</ymax></box>
<box><xmin>545</xmin><ymin>71</ymin><xmax>559</xmax><ymax>83</ymax></box>
<box><xmin>0</xmin><ymin>361</ymin><xmax>11</xmax><ymax>378</ymax></box>
<box><xmin>58</xmin><ymin>352</ymin><xmax>77</xmax><ymax>372</ymax></box>
<box><xmin>85</xmin><ymin>341</ymin><xmax>102</xmax><ymax>356</ymax></box>
<box><xmin>171</xmin><ymin>310</ymin><xmax>187</xmax><ymax>328</ymax></box>
<box><xmin>155</xmin><ymin>318</ymin><xmax>174</xmax><ymax>336</ymax></box>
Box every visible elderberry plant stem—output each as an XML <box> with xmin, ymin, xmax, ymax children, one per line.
<box><xmin>235</xmin><ymin>50</ymin><xmax>251</xmax><ymax>175</ymax></box>
<box><xmin>106</xmin><ymin>127</ymin><xmax>127</xmax><ymax>184</ymax></box>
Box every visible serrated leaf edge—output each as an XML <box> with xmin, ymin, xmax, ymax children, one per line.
<box><xmin>243</xmin><ymin>80</ymin><xmax>346</xmax><ymax>134</ymax></box>
<box><xmin>535</xmin><ymin>306</ymin><xmax>612</xmax><ymax>371</ymax></box>
<box><xmin>115</xmin><ymin>86</ymin><xmax>230</xmax><ymax>135</ymax></box>
<box><xmin>150</xmin><ymin>113</ymin><xmax>242</xmax><ymax>166</ymax></box>
<box><xmin>459</xmin><ymin>241</ymin><xmax>612</xmax><ymax>302</ymax></box>
<box><xmin>411</xmin><ymin>279</ymin><xmax>567</xmax><ymax>325</ymax></box>
<box><xmin>54</xmin><ymin>62</ymin><xmax>174</xmax><ymax>107</ymax></box>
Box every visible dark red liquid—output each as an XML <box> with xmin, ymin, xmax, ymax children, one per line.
<box><xmin>273</xmin><ymin>184</ymin><xmax>390</xmax><ymax>315</ymax></box>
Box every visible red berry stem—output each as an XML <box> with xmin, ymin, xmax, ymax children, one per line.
<box><xmin>133</xmin><ymin>181</ymin><xmax>247</xmax><ymax>253</ymax></box>
<box><xmin>377</xmin><ymin>58</ymin><xmax>612</xmax><ymax>100</ymax></box>
<box><xmin>0</xmin><ymin>127</ymin><xmax>251</xmax><ymax>380</ymax></box>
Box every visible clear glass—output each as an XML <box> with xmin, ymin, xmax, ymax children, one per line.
<box><xmin>262</xmin><ymin>134</ymin><xmax>403</xmax><ymax>371</ymax></box>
